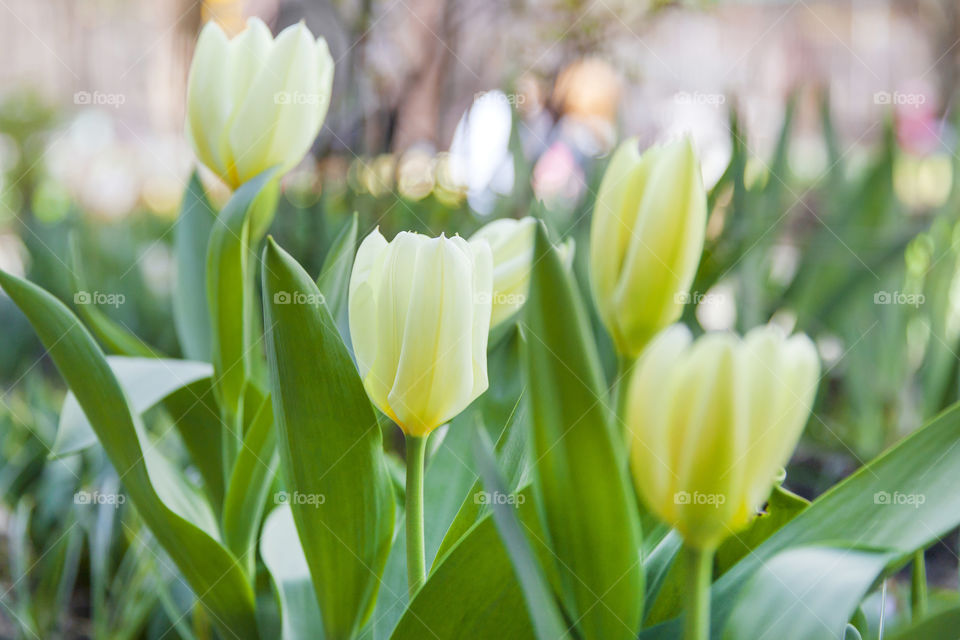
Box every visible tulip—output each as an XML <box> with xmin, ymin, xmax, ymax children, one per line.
<box><xmin>590</xmin><ymin>137</ymin><xmax>707</xmax><ymax>358</ymax></box>
<box><xmin>625</xmin><ymin>324</ymin><xmax>819</xmax><ymax>549</ymax></box>
<box><xmin>469</xmin><ymin>217</ymin><xmax>574</xmax><ymax>328</ymax></box>
<box><xmin>348</xmin><ymin>228</ymin><xmax>493</xmax><ymax>598</ymax></box>
<box><xmin>349</xmin><ymin>229</ymin><xmax>493</xmax><ymax>436</ymax></box>
<box><xmin>186</xmin><ymin>18</ymin><xmax>334</xmax><ymax>189</ymax></box>
<box><xmin>625</xmin><ymin>323</ymin><xmax>818</xmax><ymax>640</ymax></box>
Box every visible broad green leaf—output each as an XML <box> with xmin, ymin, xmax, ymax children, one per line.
<box><xmin>391</xmin><ymin>487</ymin><xmax>546</xmax><ymax>640</ymax></box>
<box><xmin>639</xmin><ymin>402</ymin><xmax>960</xmax><ymax>639</ymax></box>
<box><xmin>522</xmin><ymin>223</ymin><xmax>643</xmax><ymax>640</ymax></box>
<box><xmin>722</xmin><ymin>546</ymin><xmax>895</xmax><ymax>640</ymax></box>
<box><xmin>174</xmin><ymin>172</ymin><xmax>217</xmax><ymax>362</ymax></box>
<box><xmin>68</xmin><ymin>235</ymin><xmax>162</xmax><ymax>358</ymax></box>
<box><xmin>888</xmin><ymin>603</ymin><xmax>960</xmax><ymax>639</ymax></box>
<box><xmin>434</xmin><ymin>397</ymin><xmax>528</xmax><ymax>562</ymax></box>
<box><xmin>262</xmin><ymin>238</ymin><xmax>395</xmax><ymax>638</ymax></box>
<box><xmin>161</xmin><ymin>378</ymin><xmax>225</xmax><ymax>512</ymax></box>
<box><xmin>474</xmin><ymin>428</ymin><xmax>570</xmax><ymax>640</ymax></box>
<box><xmin>222</xmin><ymin>390</ymin><xmax>279</xmax><ymax>572</ymax></box>
<box><xmin>53</xmin><ymin>357</ymin><xmax>212</xmax><ymax>457</ymax></box>
<box><xmin>315</xmin><ymin>211</ymin><xmax>358</xmax><ymax>323</ymax></box>
<box><xmin>715</xmin><ymin>484</ymin><xmax>809</xmax><ymax>574</ymax></box>
<box><xmin>0</xmin><ymin>269</ymin><xmax>259</xmax><ymax>640</ymax></box>
<box><xmin>207</xmin><ymin>169</ymin><xmax>277</xmax><ymax>417</ymax></box>
<box><xmin>261</xmin><ymin>506</ymin><xmax>325</xmax><ymax>640</ymax></box>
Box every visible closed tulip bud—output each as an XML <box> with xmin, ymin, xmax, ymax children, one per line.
<box><xmin>348</xmin><ymin>229</ymin><xmax>493</xmax><ymax>437</ymax></box>
<box><xmin>626</xmin><ymin>324</ymin><xmax>819</xmax><ymax>550</ymax></box>
<box><xmin>469</xmin><ymin>217</ymin><xmax>575</xmax><ymax>328</ymax></box>
<box><xmin>590</xmin><ymin>137</ymin><xmax>707</xmax><ymax>357</ymax></box>
<box><xmin>186</xmin><ymin>18</ymin><xmax>334</xmax><ymax>189</ymax></box>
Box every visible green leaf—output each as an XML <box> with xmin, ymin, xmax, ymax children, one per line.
<box><xmin>391</xmin><ymin>487</ymin><xmax>545</xmax><ymax>640</ymax></box>
<box><xmin>434</xmin><ymin>396</ymin><xmax>528</xmax><ymax>562</ymax></box>
<box><xmin>207</xmin><ymin>169</ymin><xmax>277</xmax><ymax>416</ymax></box>
<box><xmin>161</xmin><ymin>378</ymin><xmax>225</xmax><ymax>513</ymax></box>
<box><xmin>174</xmin><ymin>172</ymin><xmax>217</xmax><ymax>361</ymax></box>
<box><xmin>261</xmin><ymin>506</ymin><xmax>326</xmax><ymax>640</ymax></box>
<box><xmin>521</xmin><ymin>224</ymin><xmax>643</xmax><ymax>639</ymax></box>
<box><xmin>315</xmin><ymin>211</ymin><xmax>358</xmax><ymax>323</ymax></box>
<box><xmin>474</xmin><ymin>428</ymin><xmax>570</xmax><ymax>640</ymax></box>
<box><xmin>262</xmin><ymin>237</ymin><xmax>395</xmax><ymax>638</ymax></box>
<box><xmin>640</xmin><ymin>403</ymin><xmax>960</xmax><ymax>639</ymax></box>
<box><xmin>721</xmin><ymin>546</ymin><xmax>896</xmax><ymax>640</ymax></box>
<box><xmin>222</xmin><ymin>389</ymin><xmax>278</xmax><ymax>572</ymax></box>
<box><xmin>53</xmin><ymin>357</ymin><xmax>212</xmax><ymax>458</ymax></box>
<box><xmin>0</xmin><ymin>269</ymin><xmax>259</xmax><ymax>640</ymax></box>
<box><xmin>888</xmin><ymin>603</ymin><xmax>960</xmax><ymax>639</ymax></box>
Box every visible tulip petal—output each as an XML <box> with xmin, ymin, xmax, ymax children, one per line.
<box><xmin>186</xmin><ymin>22</ymin><xmax>233</xmax><ymax>179</ymax></box>
<box><xmin>389</xmin><ymin>236</ymin><xmax>476</xmax><ymax>435</ymax></box>
<box><xmin>348</xmin><ymin>228</ymin><xmax>388</xmax><ymax>380</ymax></box>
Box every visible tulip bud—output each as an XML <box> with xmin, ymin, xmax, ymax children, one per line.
<box><xmin>625</xmin><ymin>324</ymin><xmax>819</xmax><ymax>549</ymax></box>
<box><xmin>348</xmin><ymin>229</ymin><xmax>493</xmax><ymax>436</ymax></box>
<box><xmin>590</xmin><ymin>137</ymin><xmax>707</xmax><ymax>357</ymax></box>
<box><xmin>469</xmin><ymin>217</ymin><xmax>575</xmax><ymax>328</ymax></box>
<box><xmin>186</xmin><ymin>18</ymin><xmax>334</xmax><ymax>189</ymax></box>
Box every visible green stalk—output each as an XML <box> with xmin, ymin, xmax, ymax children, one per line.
<box><xmin>405</xmin><ymin>435</ymin><xmax>428</xmax><ymax>597</ymax></box>
<box><xmin>683</xmin><ymin>544</ymin><xmax>714</xmax><ymax>640</ymax></box>
<box><xmin>911</xmin><ymin>548</ymin><xmax>927</xmax><ymax>619</ymax></box>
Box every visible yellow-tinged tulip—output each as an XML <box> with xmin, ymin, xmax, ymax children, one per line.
<box><xmin>469</xmin><ymin>216</ymin><xmax>574</xmax><ymax>328</ymax></box>
<box><xmin>626</xmin><ymin>324</ymin><xmax>819</xmax><ymax>549</ymax></box>
<box><xmin>348</xmin><ymin>229</ymin><xmax>493</xmax><ymax>437</ymax></box>
<box><xmin>590</xmin><ymin>137</ymin><xmax>707</xmax><ymax>357</ymax></box>
<box><xmin>185</xmin><ymin>18</ymin><xmax>334</xmax><ymax>189</ymax></box>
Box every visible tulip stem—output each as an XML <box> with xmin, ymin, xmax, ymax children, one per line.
<box><xmin>405</xmin><ymin>435</ymin><xmax>428</xmax><ymax>598</ymax></box>
<box><xmin>683</xmin><ymin>544</ymin><xmax>713</xmax><ymax>640</ymax></box>
<box><xmin>911</xmin><ymin>548</ymin><xmax>927</xmax><ymax>619</ymax></box>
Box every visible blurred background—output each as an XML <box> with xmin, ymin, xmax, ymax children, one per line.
<box><xmin>3</xmin><ymin>0</ymin><xmax>960</xmax><ymax>636</ymax></box>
